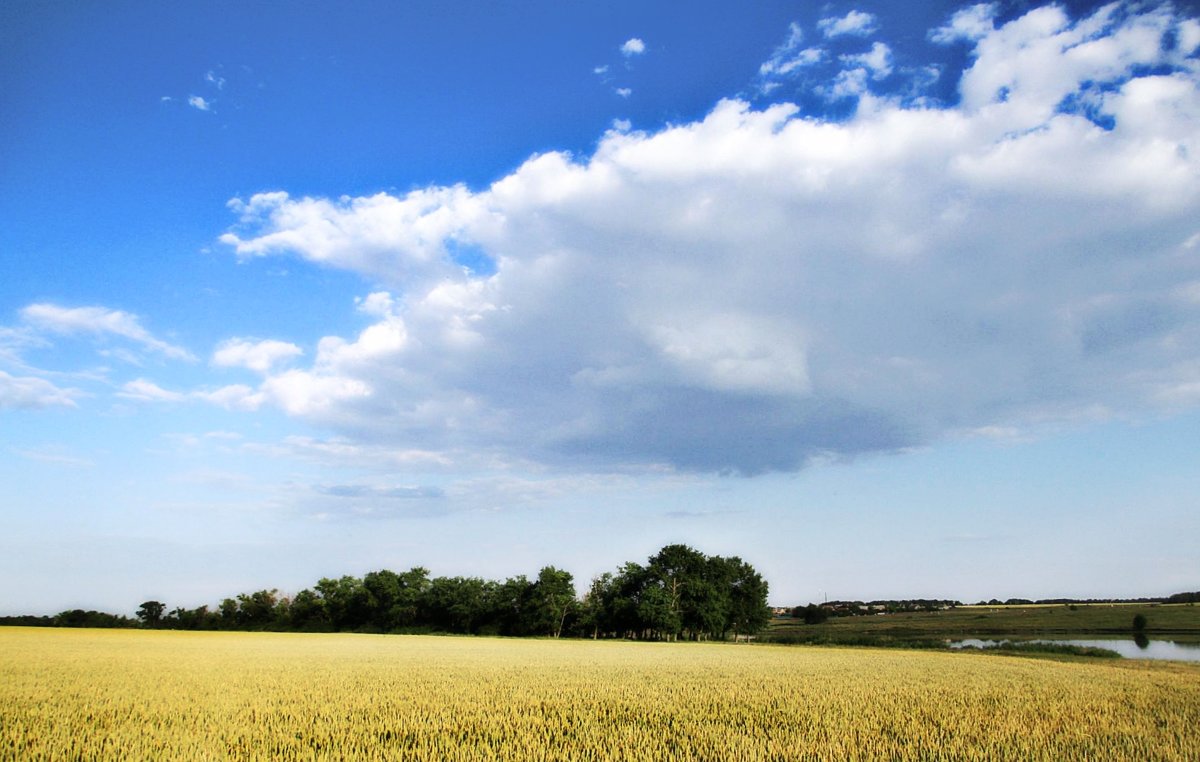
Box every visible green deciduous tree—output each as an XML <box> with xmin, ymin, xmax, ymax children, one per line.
<box><xmin>136</xmin><ymin>600</ymin><xmax>165</xmax><ymax>628</ymax></box>
<box><xmin>533</xmin><ymin>566</ymin><xmax>577</xmax><ymax>638</ymax></box>
<box><xmin>315</xmin><ymin>576</ymin><xmax>371</xmax><ymax>631</ymax></box>
<box><xmin>287</xmin><ymin>589</ymin><xmax>329</xmax><ymax>631</ymax></box>
<box><xmin>578</xmin><ymin>573</ymin><xmax>614</xmax><ymax>639</ymax></box>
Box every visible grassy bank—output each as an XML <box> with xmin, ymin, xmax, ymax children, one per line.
<box><xmin>765</xmin><ymin>602</ymin><xmax>1200</xmax><ymax>647</ymax></box>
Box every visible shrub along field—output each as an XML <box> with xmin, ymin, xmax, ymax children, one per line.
<box><xmin>3</xmin><ymin>627</ymin><xmax>1198</xmax><ymax>760</ymax></box>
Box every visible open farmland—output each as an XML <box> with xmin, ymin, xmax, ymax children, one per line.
<box><xmin>2</xmin><ymin>628</ymin><xmax>1199</xmax><ymax>760</ymax></box>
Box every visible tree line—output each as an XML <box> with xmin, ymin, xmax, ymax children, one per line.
<box><xmin>2</xmin><ymin>545</ymin><xmax>771</xmax><ymax>642</ymax></box>
<box><xmin>792</xmin><ymin>599</ymin><xmax>961</xmax><ymax>623</ymax></box>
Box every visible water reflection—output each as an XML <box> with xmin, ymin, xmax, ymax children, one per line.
<box><xmin>949</xmin><ymin>638</ymin><xmax>1200</xmax><ymax>662</ymax></box>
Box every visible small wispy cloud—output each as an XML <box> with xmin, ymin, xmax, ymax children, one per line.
<box><xmin>756</xmin><ymin>21</ymin><xmax>826</xmax><ymax>94</ymax></box>
<box><xmin>593</xmin><ymin>38</ymin><xmax>644</xmax><ymax>95</ymax></box>
<box><xmin>940</xmin><ymin>532</ymin><xmax>1010</xmax><ymax>545</ymax></box>
<box><xmin>20</xmin><ymin>303</ymin><xmax>195</xmax><ymax>361</ymax></box>
<box><xmin>316</xmin><ymin>484</ymin><xmax>445</xmax><ymax>500</ymax></box>
<box><xmin>163</xmin><ymin>68</ymin><xmax>229</xmax><ymax>111</ymax></box>
<box><xmin>758</xmin><ymin>23</ymin><xmax>825</xmax><ymax>77</ymax></box>
<box><xmin>930</xmin><ymin>3</ymin><xmax>998</xmax><ymax>44</ymax></box>
<box><xmin>818</xmin><ymin>10</ymin><xmax>879</xmax><ymax>39</ymax></box>
<box><xmin>815</xmin><ymin>68</ymin><xmax>869</xmax><ymax>100</ymax></box>
<box><xmin>841</xmin><ymin>41</ymin><xmax>893</xmax><ymax>80</ymax></box>
<box><xmin>760</xmin><ymin>22</ymin><xmax>805</xmax><ymax>75</ymax></box>
<box><xmin>0</xmin><ymin>370</ymin><xmax>81</xmax><ymax>410</ymax></box>
<box><xmin>247</xmin><ymin>435</ymin><xmax>453</xmax><ymax>470</ymax></box>
<box><xmin>0</xmin><ymin>325</ymin><xmax>49</xmax><ymax>365</ymax></box>
<box><xmin>10</xmin><ymin>446</ymin><xmax>94</xmax><ymax>468</ymax></box>
<box><xmin>212</xmin><ymin>338</ymin><xmax>303</xmax><ymax>374</ymax></box>
<box><xmin>664</xmin><ymin>508</ymin><xmax>744</xmax><ymax>519</ymax></box>
<box><xmin>118</xmin><ymin>378</ymin><xmax>187</xmax><ymax>403</ymax></box>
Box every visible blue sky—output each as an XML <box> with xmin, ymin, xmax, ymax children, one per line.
<box><xmin>3</xmin><ymin>0</ymin><xmax>1199</xmax><ymax>615</ymax></box>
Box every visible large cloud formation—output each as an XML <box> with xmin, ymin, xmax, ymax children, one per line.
<box><xmin>217</xmin><ymin>3</ymin><xmax>1200</xmax><ymax>474</ymax></box>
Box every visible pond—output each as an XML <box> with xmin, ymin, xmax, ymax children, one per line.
<box><xmin>950</xmin><ymin>637</ymin><xmax>1200</xmax><ymax>662</ymax></box>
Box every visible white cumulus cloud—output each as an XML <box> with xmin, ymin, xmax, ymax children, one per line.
<box><xmin>620</xmin><ymin>38</ymin><xmax>646</xmax><ymax>56</ymax></box>
<box><xmin>215</xmin><ymin>3</ymin><xmax>1200</xmax><ymax>475</ymax></box>
<box><xmin>219</xmin><ymin>189</ymin><xmax>493</xmax><ymax>286</ymax></box>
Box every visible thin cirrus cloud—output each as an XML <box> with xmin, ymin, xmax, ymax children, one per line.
<box><xmin>758</xmin><ymin>23</ymin><xmax>824</xmax><ymax>83</ymax></box>
<box><xmin>315</xmin><ymin>484</ymin><xmax>445</xmax><ymax>500</ymax></box>
<box><xmin>207</xmin><ymin>2</ymin><xmax>1200</xmax><ymax>476</ymax></box>
<box><xmin>116</xmin><ymin>378</ymin><xmax>266</xmax><ymax>410</ymax></box>
<box><xmin>19</xmin><ymin>303</ymin><xmax>195</xmax><ymax>361</ymax></box>
<box><xmin>0</xmin><ymin>370</ymin><xmax>80</xmax><ymax>410</ymax></box>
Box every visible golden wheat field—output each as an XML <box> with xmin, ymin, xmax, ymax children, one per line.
<box><xmin>2</xmin><ymin>627</ymin><xmax>1198</xmax><ymax>760</ymax></box>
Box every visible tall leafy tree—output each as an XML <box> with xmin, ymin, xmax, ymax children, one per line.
<box><xmin>610</xmin><ymin>562</ymin><xmax>650</xmax><ymax>638</ymax></box>
<box><xmin>646</xmin><ymin>544</ymin><xmax>711</xmax><ymax>640</ymax></box>
<box><xmin>236</xmin><ymin>589</ymin><xmax>280</xmax><ymax>629</ymax></box>
<box><xmin>135</xmin><ymin>600</ymin><xmax>165</xmax><ymax>628</ymax></box>
<box><xmin>316</xmin><ymin>576</ymin><xmax>371</xmax><ymax>631</ymax></box>
<box><xmin>578</xmin><ymin>573</ymin><xmax>614</xmax><ymax>639</ymax></box>
<box><xmin>287</xmin><ymin>589</ymin><xmax>329</xmax><ymax>631</ymax></box>
<box><xmin>533</xmin><ymin>566</ymin><xmax>576</xmax><ymax>638</ymax></box>
<box><xmin>721</xmin><ymin>556</ymin><xmax>771</xmax><ymax>640</ymax></box>
<box><xmin>637</xmin><ymin>584</ymin><xmax>680</xmax><ymax>640</ymax></box>
<box><xmin>218</xmin><ymin>598</ymin><xmax>239</xmax><ymax>628</ymax></box>
<box><xmin>363</xmin><ymin>570</ymin><xmax>404</xmax><ymax>631</ymax></box>
<box><xmin>393</xmin><ymin>567</ymin><xmax>431</xmax><ymax>628</ymax></box>
<box><xmin>490</xmin><ymin>575</ymin><xmax>535</xmax><ymax>635</ymax></box>
<box><xmin>421</xmin><ymin>576</ymin><xmax>492</xmax><ymax>634</ymax></box>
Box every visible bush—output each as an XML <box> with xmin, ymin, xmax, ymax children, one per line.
<box><xmin>797</xmin><ymin>604</ymin><xmax>829</xmax><ymax>625</ymax></box>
